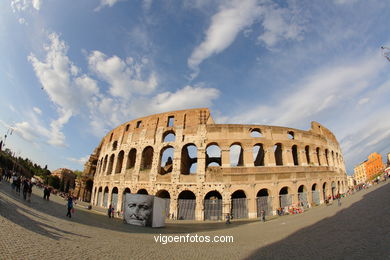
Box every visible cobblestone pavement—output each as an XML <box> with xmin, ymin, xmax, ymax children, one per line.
<box><xmin>0</xmin><ymin>181</ymin><xmax>389</xmax><ymax>260</ymax></box>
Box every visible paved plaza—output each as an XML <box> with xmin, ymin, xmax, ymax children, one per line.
<box><xmin>0</xmin><ymin>181</ymin><xmax>389</xmax><ymax>260</ymax></box>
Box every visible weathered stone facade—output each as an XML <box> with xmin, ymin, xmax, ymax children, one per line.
<box><xmin>82</xmin><ymin>108</ymin><xmax>348</xmax><ymax>220</ymax></box>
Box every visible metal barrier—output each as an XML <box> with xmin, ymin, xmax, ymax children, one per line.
<box><xmin>111</xmin><ymin>192</ymin><xmax>118</xmax><ymax>210</ymax></box>
<box><xmin>231</xmin><ymin>198</ymin><xmax>248</xmax><ymax>219</ymax></box>
<box><xmin>256</xmin><ymin>196</ymin><xmax>273</xmax><ymax>216</ymax></box>
<box><xmin>279</xmin><ymin>194</ymin><xmax>292</xmax><ymax>208</ymax></box>
<box><xmin>312</xmin><ymin>191</ymin><xmax>320</xmax><ymax>205</ymax></box>
<box><xmin>204</xmin><ymin>199</ymin><xmax>222</xmax><ymax>220</ymax></box>
<box><xmin>298</xmin><ymin>192</ymin><xmax>308</xmax><ymax>207</ymax></box>
<box><xmin>97</xmin><ymin>191</ymin><xmax>102</xmax><ymax>206</ymax></box>
<box><xmin>178</xmin><ymin>199</ymin><xmax>196</xmax><ymax>220</ymax></box>
<box><xmin>164</xmin><ymin>199</ymin><xmax>171</xmax><ymax>217</ymax></box>
<box><xmin>103</xmin><ymin>192</ymin><xmax>108</xmax><ymax>208</ymax></box>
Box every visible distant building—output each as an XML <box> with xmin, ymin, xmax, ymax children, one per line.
<box><xmin>52</xmin><ymin>168</ymin><xmax>76</xmax><ymax>192</ymax></box>
<box><xmin>387</xmin><ymin>152</ymin><xmax>390</xmax><ymax>167</ymax></box>
<box><xmin>365</xmin><ymin>153</ymin><xmax>384</xmax><ymax>180</ymax></box>
<box><xmin>353</xmin><ymin>152</ymin><xmax>384</xmax><ymax>183</ymax></box>
<box><xmin>354</xmin><ymin>162</ymin><xmax>367</xmax><ymax>184</ymax></box>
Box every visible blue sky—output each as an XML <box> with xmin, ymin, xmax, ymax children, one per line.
<box><xmin>1</xmin><ymin>0</ymin><xmax>389</xmax><ymax>174</ymax></box>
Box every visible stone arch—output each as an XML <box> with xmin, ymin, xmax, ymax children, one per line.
<box><xmin>103</xmin><ymin>186</ymin><xmax>109</xmax><ymax>208</ymax></box>
<box><xmin>253</xmin><ymin>144</ymin><xmax>265</xmax><ymax>166</ymax></box>
<box><xmin>323</xmin><ymin>182</ymin><xmax>328</xmax><ymax>200</ymax></box>
<box><xmin>181</xmin><ymin>143</ymin><xmax>198</xmax><ymax>175</ymax></box>
<box><xmin>292</xmin><ymin>145</ymin><xmax>299</xmax><ymax>166</ymax></box>
<box><xmin>103</xmin><ymin>155</ymin><xmax>108</xmax><ymax>173</ymax></box>
<box><xmin>204</xmin><ymin>190</ymin><xmax>223</xmax><ymax>221</ymax></box>
<box><xmin>298</xmin><ymin>185</ymin><xmax>308</xmax><ymax>207</ymax></box>
<box><xmin>96</xmin><ymin>186</ymin><xmax>103</xmax><ymax>206</ymax></box>
<box><xmin>316</xmin><ymin>147</ymin><xmax>321</xmax><ymax>166</ymax></box>
<box><xmin>230</xmin><ymin>143</ymin><xmax>244</xmax><ymax>167</ymax></box>
<box><xmin>256</xmin><ymin>188</ymin><xmax>272</xmax><ymax>216</ymax></box>
<box><xmin>156</xmin><ymin>189</ymin><xmax>171</xmax><ymax>218</ymax></box>
<box><xmin>231</xmin><ymin>190</ymin><xmax>248</xmax><ymax>219</ymax></box>
<box><xmin>311</xmin><ymin>183</ymin><xmax>320</xmax><ymax>205</ymax></box>
<box><xmin>112</xmin><ymin>140</ymin><xmax>118</xmax><ymax>151</ymax></box>
<box><xmin>162</xmin><ymin>130</ymin><xmax>176</xmax><ymax>142</ymax></box>
<box><xmin>279</xmin><ymin>186</ymin><xmax>292</xmax><ymax>208</ymax></box>
<box><xmin>274</xmin><ymin>143</ymin><xmax>283</xmax><ymax>166</ymax></box>
<box><xmin>250</xmin><ymin>128</ymin><xmax>263</xmax><ymax>137</ymax></box>
<box><xmin>107</xmin><ymin>154</ymin><xmax>115</xmax><ymax>175</ymax></box>
<box><xmin>305</xmin><ymin>145</ymin><xmax>311</xmax><ymax>164</ymax></box>
<box><xmin>115</xmin><ymin>150</ymin><xmax>124</xmax><ymax>173</ymax></box>
<box><xmin>325</xmin><ymin>149</ymin><xmax>329</xmax><ymax>166</ymax></box>
<box><xmin>126</xmin><ymin>148</ymin><xmax>137</xmax><ymax>169</ymax></box>
<box><xmin>206</xmin><ymin>143</ymin><xmax>221</xmax><ymax>167</ymax></box>
<box><xmin>111</xmin><ymin>187</ymin><xmax>119</xmax><ymax>210</ymax></box>
<box><xmin>141</xmin><ymin>146</ymin><xmax>153</xmax><ymax>170</ymax></box>
<box><xmin>331</xmin><ymin>181</ymin><xmax>336</xmax><ymax>198</ymax></box>
<box><xmin>137</xmin><ymin>189</ymin><xmax>148</xmax><ymax>195</ymax></box>
<box><xmin>288</xmin><ymin>131</ymin><xmax>295</xmax><ymax>140</ymax></box>
<box><xmin>177</xmin><ymin>190</ymin><xmax>196</xmax><ymax>220</ymax></box>
<box><xmin>159</xmin><ymin>146</ymin><xmax>174</xmax><ymax>175</ymax></box>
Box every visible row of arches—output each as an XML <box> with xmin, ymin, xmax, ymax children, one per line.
<box><xmin>92</xmin><ymin>180</ymin><xmax>346</xmax><ymax>220</ymax></box>
<box><xmin>96</xmin><ymin>143</ymin><xmax>344</xmax><ymax>176</ymax></box>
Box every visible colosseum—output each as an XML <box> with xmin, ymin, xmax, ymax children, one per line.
<box><xmin>79</xmin><ymin>108</ymin><xmax>348</xmax><ymax>220</ymax></box>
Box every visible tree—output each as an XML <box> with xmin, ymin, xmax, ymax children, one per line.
<box><xmin>48</xmin><ymin>175</ymin><xmax>60</xmax><ymax>189</ymax></box>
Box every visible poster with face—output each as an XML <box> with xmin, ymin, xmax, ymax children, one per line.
<box><xmin>123</xmin><ymin>194</ymin><xmax>166</xmax><ymax>227</ymax></box>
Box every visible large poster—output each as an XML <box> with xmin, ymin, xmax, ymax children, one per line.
<box><xmin>123</xmin><ymin>194</ymin><xmax>166</xmax><ymax>227</ymax></box>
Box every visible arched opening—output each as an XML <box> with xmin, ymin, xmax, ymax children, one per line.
<box><xmin>103</xmin><ymin>155</ymin><xmax>108</xmax><ymax>173</ymax></box>
<box><xmin>107</xmin><ymin>154</ymin><xmax>115</xmax><ymax>175</ymax></box>
<box><xmin>305</xmin><ymin>146</ymin><xmax>310</xmax><ymax>164</ymax></box>
<box><xmin>288</xmin><ymin>131</ymin><xmax>294</xmax><ymax>140</ymax></box>
<box><xmin>337</xmin><ymin>181</ymin><xmax>341</xmax><ymax>194</ymax></box>
<box><xmin>111</xmin><ymin>187</ymin><xmax>118</xmax><ymax>211</ymax></box>
<box><xmin>181</xmin><ymin>144</ymin><xmax>198</xmax><ymax>175</ymax></box>
<box><xmin>206</xmin><ymin>144</ymin><xmax>221</xmax><ymax>167</ymax></box>
<box><xmin>115</xmin><ymin>150</ymin><xmax>124</xmax><ymax>173</ymax></box>
<box><xmin>279</xmin><ymin>187</ymin><xmax>292</xmax><ymax>208</ymax></box>
<box><xmin>96</xmin><ymin>187</ymin><xmax>102</xmax><ymax>206</ymax></box>
<box><xmin>256</xmin><ymin>189</ymin><xmax>272</xmax><ymax>216</ymax></box>
<box><xmin>230</xmin><ymin>143</ymin><xmax>244</xmax><ymax>167</ymax></box>
<box><xmin>316</xmin><ymin>147</ymin><xmax>321</xmax><ymax>166</ymax></box>
<box><xmin>177</xmin><ymin>190</ymin><xmax>196</xmax><ymax>220</ymax></box>
<box><xmin>204</xmin><ymin>191</ymin><xmax>222</xmax><ymax>221</ymax></box>
<box><xmin>121</xmin><ymin>188</ymin><xmax>131</xmax><ymax>212</ymax></box>
<box><xmin>162</xmin><ymin>131</ymin><xmax>176</xmax><ymax>142</ymax></box>
<box><xmin>323</xmin><ymin>182</ymin><xmax>327</xmax><ymax>201</ymax></box>
<box><xmin>250</xmin><ymin>128</ymin><xmax>263</xmax><ymax>138</ymax></box>
<box><xmin>231</xmin><ymin>190</ymin><xmax>248</xmax><ymax>219</ymax></box>
<box><xmin>159</xmin><ymin>146</ymin><xmax>174</xmax><ymax>175</ymax></box>
<box><xmin>274</xmin><ymin>143</ymin><xmax>283</xmax><ymax>166</ymax></box>
<box><xmin>103</xmin><ymin>187</ymin><xmax>109</xmax><ymax>208</ymax></box>
<box><xmin>137</xmin><ymin>189</ymin><xmax>148</xmax><ymax>195</ymax></box>
<box><xmin>141</xmin><ymin>146</ymin><xmax>154</xmax><ymax>171</ymax></box>
<box><xmin>298</xmin><ymin>185</ymin><xmax>308</xmax><ymax>207</ymax></box>
<box><xmin>126</xmin><ymin>148</ymin><xmax>137</xmax><ymax>169</ymax></box>
<box><xmin>112</xmin><ymin>141</ymin><xmax>118</xmax><ymax>151</ymax></box>
<box><xmin>311</xmin><ymin>183</ymin><xmax>319</xmax><ymax>205</ymax></box>
<box><xmin>253</xmin><ymin>144</ymin><xmax>265</xmax><ymax>166</ymax></box>
<box><xmin>325</xmin><ymin>149</ymin><xmax>329</xmax><ymax>166</ymax></box>
<box><xmin>84</xmin><ymin>179</ymin><xmax>93</xmax><ymax>202</ymax></box>
<box><xmin>292</xmin><ymin>145</ymin><xmax>299</xmax><ymax>166</ymax></box>
<box><xmin>332</xmin><ymin>151</ymin><xmax>335</xmax><ymax>166</ymax></box>
<box><xmin>331</xmin><ymin>181</ymin><xmax>336</xmax><ymax>198</ymax></box>
<box><xmin>156</xmin><ymin>190</ymin><xmax>171</xmax><ymax>218</ymax></box>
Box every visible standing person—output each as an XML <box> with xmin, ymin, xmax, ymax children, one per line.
<box><xmin>66</xmin><ymin>196</ymin><xmax>73</xmax><ymax>218</ymax></box>
<box><xmin>43</xmin><ymin>186</ymin><xmax>48</xmax><ymax>200</ymax></box>
<box><xmin>108</xmin><ymin>204</ymin><xmax>112</xmax><ymax>218</ymax></box>
<box><xmin>27</xmin><ymin>180</ymin><xmax>33</xmax><ymax>202</ymax></box>
<box><xmin>225</xmin><ymin>213</ymin><xmax>231</xmax><ymax>224</ymax></box>
<box><xmin>22</xmin><ymin>178</ymin><xmax>29</xmax><ymax>200</ymax></box>
<box><xmin>337</xmin><ymin>193</ymin><xmax>341</xmax><ymax>207</ymax></box>
<box><xmin>260</xmin><ymin>209</ymin><xmax>266</xmax><ymax>222</ymax></box>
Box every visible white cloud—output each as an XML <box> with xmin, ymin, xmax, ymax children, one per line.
<box><xmin>18</xmin><ymin>18</ymin><xmax>27</xmax><ymax>25</ymax></box>
<box><xmin>11</xmin><ymin>0</ymin><xmax>41</xmax><ymax>12</ymax></box>
<box><xmin>334</xmin><ymin>0</ymin><xmax>358</xmax><ymax>4</ymax></box>
<box><xmin>88</xmin><ymin>51</ymin><xmax>157</xmax><ymax>99</ymax></box>
<box><xmin>67</xmin><ymin>155</ymin><xmax>89</xmax><ymax>165</ymax></box>
<box><xmin>188</xmin><ymin>0</ymin><xmax>305</xmax><ymax>77</ymax></box>
<box><xmin>33</xmin><ymin>107</ymin><xmax>42</xmax><ymax>114</ymax></box>
<box><xmin>357</xmin><ymin>98</ymin><xmax>369</xmax><ymax>105</ymax></box>
<box><xmin>95</xmin><ymin>0</ymin><xmax>122</xmax><ymax>11</ymax></box>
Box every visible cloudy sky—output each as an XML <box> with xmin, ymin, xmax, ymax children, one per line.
<box><xmin>1</xmin><ymin>0</ymin><xmax>389</xmax><ymax>174</ymax></box>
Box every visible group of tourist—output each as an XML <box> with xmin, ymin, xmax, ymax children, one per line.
<box><xmin>5</xmin><ymin>172</ymin><xmax>34</xmax><ymax>202</ymax></box>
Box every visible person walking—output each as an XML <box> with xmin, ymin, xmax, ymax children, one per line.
<box><xmin>66</xmin><ymin>196</ymin><xmax>73</xmax><ymax>218</ymax></box>
<box><xmin>225</xmin><ymin>213</ymin><xmax>231</xmax><ymax>224</ymax></box>
<box><xmin>27</xmin><ymin>180</ymin><xmax>33</xmax><ymax>202</ymax></box>
<box><xmin>108</xmin><ymin>204</ymin><xmax>112</xmax><ymax>218</ymax></box>
<box><xmin>260</xmin><ymin>209</ymin><xmax>266</xmax><ymax>222</ymax></box>
<box><xmin>337</xmin><ymin>193</ymin><xmax>341</xmax><ymax>207</ymax></box>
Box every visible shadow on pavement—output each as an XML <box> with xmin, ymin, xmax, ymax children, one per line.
<box><xmin>245</xmin><ymin>183</ymin><xmax>390</xmax><ymax>259</ymax></box>
<box><xmin>0</xmin><ymin>182</ymin><xmax>256</xmax><ymax>235</ymax></box>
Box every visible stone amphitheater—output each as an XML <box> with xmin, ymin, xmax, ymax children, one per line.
<box><xmin>78</xmin><ymin>108</ymin><xmax>348</xmax><ymax>220</ymax></box>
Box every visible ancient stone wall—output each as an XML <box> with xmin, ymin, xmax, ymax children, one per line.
<box><xmin>82</xmin><ymin>108</ymin><xmax>348</xmax><ymax>220</ymax></box>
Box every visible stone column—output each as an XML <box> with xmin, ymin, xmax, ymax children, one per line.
<box><xmin>221</xmin><ymin>149</ymin><xmax>230</xmax><ymax>167</ymax></box>
<box><xmin>283</xmin><ymin>147</ymin><xmax>294</xmax><ymax>166</ymax></box>
<box><xmin>195</xmin><ymin>195</ymin><xmax>203</xmax><ymax>221</ymax></box>
<box><xmin>244</xmin><ymin>148</ymin><xmax>254</xmax><ymax>167</ymax></box>
<box><xmin>266</xmin><ymin>145</ymin><xmax>276</xmax><ymax>166</ymax></box>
